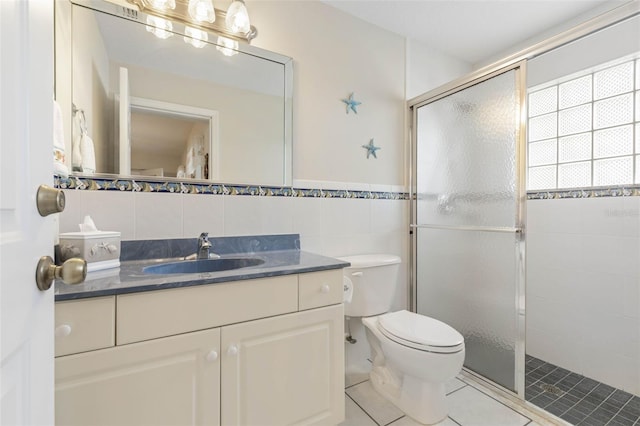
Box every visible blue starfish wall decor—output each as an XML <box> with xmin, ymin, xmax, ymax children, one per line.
<box><xmin>362</xmin><ymin>139</ymin><xmax>380</xmax><ymax>159</ymax></box>
<box><xmin>341</xmin><ymin>93</ymin><xmax>361</xmax><ymax>114</ymax></box>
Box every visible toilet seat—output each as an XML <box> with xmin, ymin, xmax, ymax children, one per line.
<box><xmin>377</xmin><ymin>310</ymin><xmax>464</xmax><ymax>354</ymax></box>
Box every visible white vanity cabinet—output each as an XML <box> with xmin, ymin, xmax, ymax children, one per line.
<box><xmin>54</xmin><ymin>270</ymin><xmax>345</xmax><ymax>426</ymax></box>
<box><xmin>221</xmin><ymin>305</ymin><xmax>343</xmax><ymax>426</ymax></box>
<box><xmin>55</xmin><ymin>327</ymin><xmax>221</xmax><ymax>426</ymax></box>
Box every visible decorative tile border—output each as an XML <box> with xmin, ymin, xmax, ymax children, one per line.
<box><xmin>527</xmin><ymin>185</ymin><xmax>640</xmax><ymax>200</ymax></box>
<box><xmin>54</xmin><ymin>175</ymin><xmax>410</xmax><ymax>200</ymax></box>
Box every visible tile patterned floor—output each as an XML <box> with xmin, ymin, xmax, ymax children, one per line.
<box><xmin>340</xmin><ymin>372</ymin><xmax>553</xmax><ymax>426</ymax></box>
<box><xmin>525</xmin><ymin>355</ymin><xmax>640</xmax><ymax>426</ymax></box>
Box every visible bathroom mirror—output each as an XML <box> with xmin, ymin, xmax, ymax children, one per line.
<box><xmin>56</xmin><ymin>0</ymin><xmax>292</xmax><ymax>186</ymax></box>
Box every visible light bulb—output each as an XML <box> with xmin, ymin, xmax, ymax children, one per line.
<box><xmin>148</xmin><ymin>0</ymin><xmax>176</xmax><ymax>11</ymax></box>
<box><xmin>216</xmin><ymin>36</ymin><xmax>238</xmax><ymax>57</ymax></box>
<box><xmin>225</xmin><ymin>0</ymin><xmax>250</xmax><ymax>33</ymax></box>
<box><xmin>145</xmin><ymin>16</ymin><xmax>173</xmax><ymax>39</ymax></box>
<box><xmin>184</xmin><ymin>26</ymin><xmax>209</xmax><ymax>48</ymax></box>
<box><xmin>188</xmin><ymin>0</ymin><xmax>215</xmax><ymax>23</ymax></box>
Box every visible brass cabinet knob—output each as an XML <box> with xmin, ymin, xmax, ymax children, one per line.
<box><xmin>36</xmin><ymin>185</ymin><xmax>65</xmax><ymax>217</ymax></box>
<box><xmin>36</xmin><ymin>256</ymin><xmax>87</xmax><ymax>291</ymax></box>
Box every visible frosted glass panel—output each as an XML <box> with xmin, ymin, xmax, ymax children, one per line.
<box><xmin>594</xmin><ymin>62</ymin><xmax>634</xmax><ymax>99</ymax></box>
<box><xmin>416</xmin><ymin>70</ymin><xmax>518</xmax><ymax>228</ymax></box>
<box><xmin>529</xmin><ymin>113</ymin><xmax>557</xmax><ymax>142</ymax></box>
<box><xmin>528</xmin><ymin>166</ymin><xmax>556</xmax><ymax>190</ymax></box>
<box><xmin>636</xmin><ymin>156</ymin><xmax>640</xmax><ymax>184</ymax></box>
<box><xmin>636</xmin><ymin>123</ymin><xmax>640</xmax><ymax>152</ymax></box>
<box><xmin>559</xmin><ymin>75</ymin><xmax>592</xmax><ymax>109</ymax></box>
<box><xmin>593</xmin><ymin>125</ymin><xmax>633</xmax><ymax>158</ymax></box>
<box><xmin>594</xmin><ymin>93</ymin><xmax>633</xmax><ymax>129</ymax></box>
<box><xmin>416</xmin><ymin>229</ymin><xmax>517</xmax><ymax>390</ymax></box>
<box><xmin>636</xmin><ymin>91</ymin><xmax>640</xmax><ymax>121</ymax></box>
<box><xmin>415</xmin><ymin>69</ymin><xmax>520</xmax><ymax>392</ymax></box>
<box><xmin>558</xmin><ymin>161</ymin><xmax>591</xmax><ymax>188</ymax></box>
<box><xmin>529</xmin><ymin>87</ymin><xmax>557</xmax><ymax>116</ymax></box>
<box><xmin>528</xmin><ymin>139</ymin><xmax>556</xmax><ymax>166</ymax></box>
<box><xmin>559</xmin><ymin>133</ymin><xmax>591</xmax><ymax>163</ymax></box>
<box><xmin>593</xmin><ymin>156</ymin><xmax>633</xmax><ymax>185</ymax></box>
<box><xmin>558</xmin><ymin>104</ymin><xmax>591</xmax><ymax>136</ymax></box>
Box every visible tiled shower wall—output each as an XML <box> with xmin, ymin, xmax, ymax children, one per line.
<box><xmin>526</xmin><ymin>196</ymin><xmax>640</xmax><ymax>395</ymax></box>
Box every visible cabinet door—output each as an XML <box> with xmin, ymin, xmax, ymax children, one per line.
<box><xmin>221</xmin><ymin>305</ymin><xmax>344</xmax><ymax>426</ymax></box>
<box><xmin>55</xmin><ymin>328</ymin><xmax>220</xmax><ymax>426</ymax></box>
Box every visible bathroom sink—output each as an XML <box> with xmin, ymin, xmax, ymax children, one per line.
<box><xmin>143</xmin><ymin>257</ymin><xmax>265</xmax><ymax>275</ymax></box>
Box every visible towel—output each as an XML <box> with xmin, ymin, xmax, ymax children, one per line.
<box><xmin>53</xmin><ymin>100</ymin><xmax>69</xmax><ymax>177</ymax></box>
<box><xmin>72</xmin><ymin>110</ymin><xmax>83</xmax><ymax>171</ymax></box>
<box><xmin>71</xmin><ymin>108</ymin><xmax>96</xmax><ymax>174</ymax></box>
<box><xmin>72</xmin><ymin>131</ymin><xmax>82</xmax><ymax>171</ymax></box>
<box><xmin>80</xmin><ymin>133</ymin><xmax>96</xmax><ymax>174</ymax></box>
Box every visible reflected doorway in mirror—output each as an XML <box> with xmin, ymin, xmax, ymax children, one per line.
<box><xmin>118</xmin><ymin>93</ymin><xmax>219</xmax><ymax>180</ymax></box>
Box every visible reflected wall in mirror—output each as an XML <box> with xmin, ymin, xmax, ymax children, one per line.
<box><xmin>57</xmin><ymin>0</ymin><xmax>292</xmax><ymax>186</ymax></box>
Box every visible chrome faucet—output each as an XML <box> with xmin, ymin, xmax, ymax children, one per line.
<box><xmin>197</xmin><ymin>232</ymin><xmax>212</xmax><ymax>260</ymax></box>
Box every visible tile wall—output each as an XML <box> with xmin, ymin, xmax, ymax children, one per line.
<box><xmin>58</xmin><ymin>182</ymin><xmax>410</xmax><ymax>375</ymax></box>
<box><xmin>526</xmin><ymin>196</ymin><xmax>640</xmax><ymax>395</ymax></box>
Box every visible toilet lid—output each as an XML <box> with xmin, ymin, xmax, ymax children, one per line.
<box><xmin>378</xmin><ymin>310</ymin><xmax>464</xmax><ymax>353</ymax></box>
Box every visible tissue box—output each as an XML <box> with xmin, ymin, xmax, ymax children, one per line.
<box><xmin>59</xmin><ymin>231</ymin><xmax>121</xmax><ymax>272</ymax></box>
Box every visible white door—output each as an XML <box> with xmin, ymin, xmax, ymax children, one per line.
<box><xmin>1</xmin><ymin>0</ymin><xmax>55</xmax><ymax>424</ymax></box>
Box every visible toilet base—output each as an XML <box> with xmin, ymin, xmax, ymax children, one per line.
<box><xmin>369</xmin><ymin>365</ymin><xmax>448</xmax><ymax>425</ymax></box>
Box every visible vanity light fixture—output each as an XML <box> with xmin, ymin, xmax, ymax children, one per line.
<box><xmin>188</xmin><ymin>0</ymin><xmax>215</xmax><ymax>23</ymax></box>
<box><xmin>148</xmin><ymin>0</ymin><xmax>176</xmax><ymax>11</ymax></box>
<box><xmin>225</xmin><ymin>0</ymin><xmax>250</xmax><ymax>34</ymax></box>
<box><xmin>128</xmin><ymin>0</ymin><xmax>258</xmax><ymax>43</ymax></box>
<box><xmin>184</xmin><ymin>26</ymin><xmax>209</xmax><ymax>48</ymax></box>
<box><xmin>215</xmin><ymin>36</ymin><xmax>239</xmax><ymax>57</ymax></box>
<box><xmin>146</xmin><ymin>15</ymin><xmax>174</xmax><ymax>39</ymax></box>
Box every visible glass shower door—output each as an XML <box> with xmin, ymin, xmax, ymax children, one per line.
<box><xmin>412</xmin><ymin>67</ymin><xmax>525</xmax><ymax>393</ymax></box>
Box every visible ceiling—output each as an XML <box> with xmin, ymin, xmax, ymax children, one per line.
<box><xmin>321</xmin><ymin>0</ymin><xmax>630</xmax><ymax>64</ymax></box>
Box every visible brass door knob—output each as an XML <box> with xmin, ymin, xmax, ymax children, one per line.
<box><xmin>36</xmin><ymin>256</ymin><xmax>87</xmax><ymax>291</ymax></box>
<box><xmin>36</xmin><ymin>185</ymin><xmax>65</xmax><ymax>217</ymax></box>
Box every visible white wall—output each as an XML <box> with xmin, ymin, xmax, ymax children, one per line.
<box><xmin>250</xmin><ymin>1</ymin><xmax>406</xmax><ymax>186</ymax></box>
<box><xmin>473</xmin><ymin>0</ymin><xmax>633</xmax><ymax>70</ymax></box>
<box><xmin>526</xmin><ymin>197</ymin><xmax>640</xmax><ymax>395</ymax></box>
<box><xmin>72</xmin><ymin>5</ymin><xmax>112</xmax><ymax>173</ymax></box>
<box><xmin>406</xmin><ymin>39</ymin><xmax>472</xmax><ymax>99</ymax></box>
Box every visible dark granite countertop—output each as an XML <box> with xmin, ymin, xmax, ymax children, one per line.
<box><xmin>55</xmin><ymin>249</ymin><xmax>350</xmax><ymax>301</ymax></box>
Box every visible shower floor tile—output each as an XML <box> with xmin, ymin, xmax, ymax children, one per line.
<box><xmin>525</xmin><ymin>355</ymin><xmax>640</xmax><ymax>426</ymax></box>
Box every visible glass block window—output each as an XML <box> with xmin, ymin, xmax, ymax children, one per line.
<box><xmin>527</xmin><ymin>56</ymin><xmax>640</xmax><ymax>190</ymax></box>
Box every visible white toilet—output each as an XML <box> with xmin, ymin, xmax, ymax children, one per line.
<box><xmin>339</xmin><ymin>254</ymin><xmax>465</xmax><ymax>425</ymax></box>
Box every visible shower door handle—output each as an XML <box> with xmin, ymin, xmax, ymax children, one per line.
<box><xmin>410</xmin><ymin>224</ymin><xmax>523</xmax><ymax>234</ymax></box>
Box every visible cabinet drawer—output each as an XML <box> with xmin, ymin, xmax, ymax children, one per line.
<box><xmin>299</xmin><ymin>269</ymin><xmax>343</xmax><ymax>310</ymax></box>
<box><xmin>117</xmin><ymin>275</ymin><xmax>298</xmax><ymax>345</ymax></box>
<box><xmin>55</xmin><ymin>296</ymin><xmax>115</xmax><ymax>357</ymax></box>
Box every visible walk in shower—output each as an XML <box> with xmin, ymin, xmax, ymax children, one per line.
<box><xmin>410</xmin><ymin>4</ymin><xmax>639</xmax><ymax>425</ymax></box>
<box><xmin>410</xmin><ymin>65</ymin><xmax>526</xmax><ymax>393</ymax></box>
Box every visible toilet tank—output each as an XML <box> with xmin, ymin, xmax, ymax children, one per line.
<box><xmin>337</xmin><ymin>254</ymin><xmax>401</xmax><ymax>317</ymax></box>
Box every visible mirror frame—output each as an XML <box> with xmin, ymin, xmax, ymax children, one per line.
<box><xmin>56</xmin><ymin>0</ymin><xmax>293</xmax><ymax>187</ymax></box>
